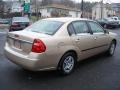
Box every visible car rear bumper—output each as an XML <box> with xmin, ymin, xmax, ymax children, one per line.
<box><xmin>4</xmin><ymin>46</ymin><xmax>56</xmax><ymax>71</ymax></box>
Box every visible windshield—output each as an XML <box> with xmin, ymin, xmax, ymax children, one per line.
<box><xmin>24</xmin><ymin>20</ymin><xmax>64</xmax><ymax>35</ymax></box>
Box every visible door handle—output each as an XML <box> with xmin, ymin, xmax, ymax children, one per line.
<box><xmin>75</xmin><ymin>38</ymin><xmax>80</xmax><ymax>42</ymax></box>
<box><xmin>94</xmin><ymin>37</ymin><xmax>97</xmax><ymax>40</ymax></box>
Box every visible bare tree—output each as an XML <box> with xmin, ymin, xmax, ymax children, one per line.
<box><xmin>0</xmin><ymin>0</ymin><xmax>4</xmax><ymax>18</ymax></box>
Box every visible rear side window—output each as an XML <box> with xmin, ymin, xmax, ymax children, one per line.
<box><xmin>72</xmin><ymin>21</ymin><xmax>89</xmax><ymax>34</ymax></box>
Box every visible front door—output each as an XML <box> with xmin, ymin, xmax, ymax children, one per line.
<box><xmin>88</xmin><ymin>21</ymin><xmax>109</xmax><ymax>53</ymax></box>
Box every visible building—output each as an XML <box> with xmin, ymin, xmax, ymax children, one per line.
<box><xmin>83</xmin><ymin>12</ymin><xmax>92</xmax><ymax>19</ymax></box>
<box><xmin>92</xmin><ymin>3</ymin><xmax>116</xmax><ymax>20</ymax></box>
<box><xmin>31</xmin><ymin>4</ymin><xmax>81</xmax><ymax>18</ymax></box>
<box><xmin>112</xmin><ymin>3</ymin><xmax>120</xmax><ymax>17</ymax></box>
<box><xmin>3</xmin><ymin>1</ymin><xmax>13</xmax><ymax>13</ymax></box>
<box><xmin>11</xmin><ymin>1</ymin><xmax>23</xmax><ymax>13</ymax></box>
<box><xmin>0</xmin><ymin>1</ymin><xmax>4</xmax><ymax>13</ymax></box>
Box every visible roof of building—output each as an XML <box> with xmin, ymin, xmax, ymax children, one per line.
<box><xmin>43</xmin><ymin>17</ymin><xmax>93</xmax><ymax>22</ymax></box>
<box><xmin>39</xmin><ymin>4</ymin><xmax>81</xmax><ymax>12</ymax></box>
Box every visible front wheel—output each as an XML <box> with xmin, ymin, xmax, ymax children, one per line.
<box><xmin>58</xmin><ymin>52</ymin><xmax>77</xmax><ymax>75</ymax></box>
<box><xmin>106</xmin><ymin>41</ymin><xmax>116</xmax><ymax>56</ymax></box>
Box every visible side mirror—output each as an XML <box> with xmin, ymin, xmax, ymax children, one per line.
<box><xmin>104</xmin><ymin>29</ymin><xmax>109</xmax><ymax>34</ymax></box>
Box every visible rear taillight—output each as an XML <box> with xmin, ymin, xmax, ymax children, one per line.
<box><xmin>12</xmin><ymin>22</ymin><xmax>18</xmax><ymax>26</ymax></box>
<box><xmin>31</xmin><ymin>39</ymin><xmax>46</xmax><ymax>53</ymax></box>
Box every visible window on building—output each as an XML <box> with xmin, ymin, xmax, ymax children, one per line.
<box><xmin>47</xmin><ymin>8</ymin><xmax>51</xmax><ymax>13</ymax></box>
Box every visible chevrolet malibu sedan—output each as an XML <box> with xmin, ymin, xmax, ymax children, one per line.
<box><xmin>4</xmin><ymin>17</ymin><xmax>117</xmax><ymax>75</ymax></box>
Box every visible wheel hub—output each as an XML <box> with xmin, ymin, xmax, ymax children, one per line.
<box><xmin>63</xmin><ymin>56</ymin><xmax>74</xmax><ymax>73</ymax></box>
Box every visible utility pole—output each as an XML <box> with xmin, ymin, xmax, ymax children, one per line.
<box><xmin>101</xmin><ymin>0</ymin><xmax>103</xmax><ymax>19</ymax></box>
<box><xmin>35</xmin><ymin>0</ymin><xmax>39</xmax><ymax>20</ymax></box>
<box><xmin>81</xmin><ymin>0</ymin><xmax>84</xmax><ymax>18</ymax></box>
<box><xmin>19</xmin><ymin>0</ymin><xmax>23</xmax><ymax>16</ymax></box>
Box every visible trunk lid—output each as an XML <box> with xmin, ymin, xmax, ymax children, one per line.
<box><xmin>7</xmin><ymin>30</ymin><xmax>50</xmax><ymax>54</ymax></box>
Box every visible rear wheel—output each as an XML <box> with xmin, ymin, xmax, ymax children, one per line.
<box><xmin>58</xmin><ymin>52</ymin><xmax>77</xmax><ymax>75</ymax></box>
<box><xmin>106</xmin><ymin>41</ymin><xmax>116</xmax><ymax>56</ymax></box>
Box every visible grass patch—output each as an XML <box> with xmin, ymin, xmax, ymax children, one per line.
<box><xmin>0</xmin><ymin>24</ymin><xmax>9</xmax><ymax>32</ymax></box>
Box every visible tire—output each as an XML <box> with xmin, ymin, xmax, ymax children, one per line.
<box><xmin>116</xmin><ymin>25</ymin><xmax>119</xmax><ymax>28</ymax></box>
<box><xmin>58</xmin><ymin>52</ymin><xmax>77</xmax><ymax>75</ymax></box>
<box><xmin>106</xmin><ymin>41</ymin><xmax>116</xmax><ymax>56</ymax></box>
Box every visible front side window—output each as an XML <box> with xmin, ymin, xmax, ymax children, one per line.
<box><xmin>24</xmin><ymin>20</ymin><xmax>63</xmax><ymax>35</ymax></box>
<box><xmin>72</xmin><ymin>21</ymin><xmax>89</xmax><ymax>34</ymax></box>
<box><xmin>88</xmin><ymin>22</ymin><xmax>104</xmax><ymax>33</ymax></box>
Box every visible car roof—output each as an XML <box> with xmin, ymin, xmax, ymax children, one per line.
<box><xmin>43</xmin><ymin>17</ymin><xmax>94</xmax><ymax>23</ymax></box>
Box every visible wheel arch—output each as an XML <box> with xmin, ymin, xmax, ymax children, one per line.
<box><xmin>57</xmin><ymin>50</ymin><xmax>78</xmax><ymax>70</ymax></box>
<box><xmin>112</xmin><ymin>39</ymin><xmax>117</xmax><ymax>45</ymax></box>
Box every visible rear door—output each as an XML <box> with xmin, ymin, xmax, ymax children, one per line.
<box><xmin>88</xmin><ymin>21</ymin><xmax>109</xmax><ymax>53</ymax></box>
<box><xmin>68</xmin><ymin>21</ymin><xmax>97</xmax><ymax>60</ymax></box>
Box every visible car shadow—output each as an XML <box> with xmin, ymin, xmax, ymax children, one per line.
<box><xmin>76</xmin><ymin>53</ymin><xmax>109</xmax><ymax>68</ymax></box>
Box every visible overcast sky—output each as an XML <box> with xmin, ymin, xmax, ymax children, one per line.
<box><xmin>3</xmin><ymin>0</ymin><xmax>120</xmax><ymax>3</ymax></box>
<box><xmin>74</xmin><ymin>0</ymin><xmax>120</xmax><ymax>3</ymax></box>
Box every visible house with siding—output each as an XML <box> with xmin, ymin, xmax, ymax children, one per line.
<box><xmin>31</xmin><ymin>4</ymin><xmax>81</xmax><ymax>18</ymax></box>
<box><xmin>92</xmin><ymin>3</ymin><xmax>116</xmax><ymax>20</ymax></box>
<box><xmin>112</xmin><ymin>3</ymin><xmax>120</xmax><ymax>17</ymax></box>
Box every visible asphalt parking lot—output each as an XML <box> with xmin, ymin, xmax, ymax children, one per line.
<box><xmin>0</xmin><ymin>28</ymin><xmax>120</xmax><ymax>90</ymax></box>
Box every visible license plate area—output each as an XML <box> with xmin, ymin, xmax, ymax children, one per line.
<box><xmin>20</xmin><ymin>25</ymin><xmax>26</xmax><ymax>28</ymax></box>
<box><xmin>14</xmin><ymin>40</ymin><xmax>21</xmax><ymax>49</ymax></box>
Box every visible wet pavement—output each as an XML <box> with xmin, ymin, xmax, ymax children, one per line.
<box><xmin>0</xmin><ymin>28</ymin><xmax>120</xmax><ymax>90</ymax></box>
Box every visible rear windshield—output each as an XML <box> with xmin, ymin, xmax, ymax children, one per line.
<box><xmin>24</xmin><ymin>20</ymin><xmax>64</xmax><ymax>35</ymax></box>
<box><xmin>13</xmin><ymin>17</ymin><xmax>30</xmax><ymax>22</ymax></box>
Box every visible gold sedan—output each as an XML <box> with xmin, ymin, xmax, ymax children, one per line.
<box><xmin>4</xmin><ymin>17</ymin><xmax>117</xmax><ymax>75</ymax></box>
